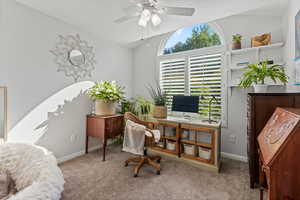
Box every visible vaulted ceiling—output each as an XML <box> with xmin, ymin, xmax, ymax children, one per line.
<box><xmin>16</xmin><ymin>0</ymin><xmax>287</xmax><ymax>45</ymax></box>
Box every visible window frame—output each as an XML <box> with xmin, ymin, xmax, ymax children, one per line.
<box><xmin>156</xmin><ymin>24</ymin><xmax>228</xmax><ymax>127</ymax></box>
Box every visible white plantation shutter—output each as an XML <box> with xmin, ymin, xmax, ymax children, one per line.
<box><xmin>160</xmin><ymin>58</ymin><xmax>186</xmax><ymax>109</ymax></box>
<box><xmin>189</xmin><ymin>53</ymin><xmax>222</xmax><ymax>118</ymax></box>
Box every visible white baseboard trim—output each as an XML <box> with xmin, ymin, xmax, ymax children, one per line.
<box><xmin>57</xmin><ymin>145</ymin><xmax>101</xmax><ymax>164</ymax></box>
<box><xmin>58</xmin><ymin>147</ymin><xmax>248</xmax><ymax>164</ymax></box>
<box><xmin>221</xmin><ymin>152</ymin><xmax>248</xmax><ymax>163</ymax></box>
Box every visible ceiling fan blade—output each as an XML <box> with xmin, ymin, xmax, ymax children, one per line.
<box><xmin>130</xmin><ymin>0</ymin><xmax>148</xmax><ymax>4</ymax></box>
<box><xmin>123</xmin><ymin>5</ymin><xmax>143</xmax><ymax>14</ymax></box>
<box><xmin>163</xmin><ymin>7</ymin><xmax>196</xmax><ymax>16</ymax></box>
<box><xmin>114</xmin><ymin>15</ymin><xmax>139</xmax><ymax>24</ymax></box>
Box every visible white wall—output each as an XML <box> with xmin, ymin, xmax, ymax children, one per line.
<box><xmin>132</xmin><ymin>15</ymin><xmax>284</xmax><ymax>158</ymax></box>
<box><xmin>0</xmin><ymin>0</ymin><xmax>133</xmax><ymax>160</ymax></box>
<box><xmin>282</xmin><ymin>0</ymin><xmax>300</xmax><ymax>82</ymax></box>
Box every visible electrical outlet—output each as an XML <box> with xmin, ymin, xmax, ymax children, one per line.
<box><xmin>229</xmin><ymin>135</ymin><xmax>236</xmax><ymax>144</ymax></box>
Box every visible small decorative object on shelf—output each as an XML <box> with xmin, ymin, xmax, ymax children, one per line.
<box><xmin>88</xmin><ymin>81</ymin><xmax>124</xmax><ymax>115</ymax></box>
<box><xmin>237</xmin><ymin>61</ymin><xmax>250</xmax><ymax>67</ymax></box>
<box><xmin>147</xmin><ymin>82</ymin><xmax>167</xmax><ymax>119</ymax></box>
<box><xmin>251</xmin><ymin>33</ymin><xmax>271</xmax><ymax>47</ymax></box>
<box><xmin>238</xmin><ymin>60</ymin><xmax>288</xmax><ymax>93</ymax></box>
<box><xmin>232</xmin><ymin>34</ymin><xmax>242</xmax><ymax>50</ymax></box>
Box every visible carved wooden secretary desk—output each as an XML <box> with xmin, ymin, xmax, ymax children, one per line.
<box><xmin>258</xmin><ymin>108</ymin><xmax>300</xmax><ymax>200</ymax></box>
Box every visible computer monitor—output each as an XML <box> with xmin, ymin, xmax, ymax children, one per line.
<box><xmin>172</xmin><ymin>96</ymin><xmax>199</xmax><ymax>113</ymax></box>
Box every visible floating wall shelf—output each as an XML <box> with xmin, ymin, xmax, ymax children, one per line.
<box><xmin>227</xmin><ymin>42</ymin><xmax>285</xmax><ymax>96</ymax></box>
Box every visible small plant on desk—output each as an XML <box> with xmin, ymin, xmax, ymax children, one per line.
<box><xmin>147</xmin><ymin>82</ymin><xmax>167</xmax><ymax>119</ymax></box>
<box><xmin>136</xmin><ymin>97</ymin><xmax>152</xmax><ymax>120</ymax></box>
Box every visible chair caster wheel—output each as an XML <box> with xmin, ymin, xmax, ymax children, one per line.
<box><xmin>125</xmin><ymin>162</ymin><xmax>128</xmax><ymax>167</ymax></box>
<box><xmin>134</xmin><ymin>174</ymin><xmax>138</xmax><ymax>178</ymax></box>
<box><xmin>156</xmin><ymin>170</ymin><xmax>160</xmax><ymax>175</ymax></box>
<box><xmin>157</xmin><ymin>159</ymin><xmax>161</xmax><ymax>163</ymax></box>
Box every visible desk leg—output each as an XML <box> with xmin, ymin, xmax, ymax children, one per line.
<box><xmin>102</xmin><ymin>138</ymin><xmax>107</xmax><ymax>161</ymax></box>
<box><xmin>86</xmin><ymin>135</ymin><xmax>89</xmax><ymax>154</ymax></box>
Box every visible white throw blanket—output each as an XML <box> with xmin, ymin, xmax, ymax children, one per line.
<box><xmin>123</xmin><ymin>120</ymin><xmax>160</xmax><ymax>156</ymax></box>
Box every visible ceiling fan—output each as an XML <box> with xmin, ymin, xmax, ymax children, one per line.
<box><xmin>114</xmin><ymin>0</ymin><xmax>196</xmax><ymax>27</ymax></box>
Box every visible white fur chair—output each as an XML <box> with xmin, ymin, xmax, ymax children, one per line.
<box><xmin>0</xmin><ymin>143</ymin><xmax>65</xmax><ymax>200</ymax></box>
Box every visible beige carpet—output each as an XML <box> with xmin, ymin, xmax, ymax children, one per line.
<box><xmin>59</xmin><ymin>145</ymin><xmax>260</xmax><ymax>200</ymax></box>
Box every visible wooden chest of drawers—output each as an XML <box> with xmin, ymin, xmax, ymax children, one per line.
<box><xmin>258</xmin><ymin>108</ymin><xmax>300</xmax><ymax>200</ymax></box>
<box><xmin>86</xmin><ymin>114</ymin><xmax>124</xmax><ymax>161</ymax></box>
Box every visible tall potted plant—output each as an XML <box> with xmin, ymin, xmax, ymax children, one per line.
<box><xmin>147</xmin><ymin>84</ymin><xmax>167</xmax><ymax>119</ymax></box>
<box><xmin>239</xmin><ymin>61</ymin><xmax>288</xmax><ymax>93</ymax></box>
<box><xmin>88</xmin><ymin>81</ymin><xmax>124</xmax><ymax>115</ymax></box>
<box><xmin>232</xmin><ymin>34</ymin><xmax>242</xmax><ymax>50</ymax></box>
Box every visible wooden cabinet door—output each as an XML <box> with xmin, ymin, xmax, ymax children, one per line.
<box><xmin>105</xmin><ymin>116</ymin><xmax>123</xmax><ymax>138</ymax></box>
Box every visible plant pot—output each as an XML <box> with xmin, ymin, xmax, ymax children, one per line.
<box><xmin>95</xmin><ymin>99</ymin><xmax>116</xmax><ymax>115</ymax></box>
<box><xmin>232</xmin><ymin>41</ymin><xmax>241</xmax><ymax>50</ymax></box>
<box><xmin>254</xmin><ymin>84</ymin><xmax>268</xmax><ymax>93</ymax></box>
<box><xmin>153</xmin><ymin>106</ymin><xmax>167</xmax><ymax>119</ymax></box>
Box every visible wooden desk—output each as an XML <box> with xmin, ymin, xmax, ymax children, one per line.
<box><xmin>86</xmin><ymin>114</ymin><xmax>124</xmax><ymax>161</ymax></box>
<box><xmin>258</xmin><ymin>108</ymin><xmax>300</xmax><ymax>200</ymax></box>
<box><xmin>247</xmin><ymin>93</ymin><xmax>300</xmax><ymax>188</ymax></box>
<box><xmin>144</xmin><ymin>116</ymin><xmax>222</xmax><ymax>172</ymax></box>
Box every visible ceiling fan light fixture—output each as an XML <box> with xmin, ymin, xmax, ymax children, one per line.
<box><xmin>138</xmin><ymin>17</ymin><xmax>148</xmax><ymax>27</ymax></box>
<box><xmin>141</xmin><ymin>9</ymin><xmax>151</xmax><ymax>21</ymax></box>
<box><xmin>151</xmin><ymin>14</ymin><xmax>161</xmax><ymax>26</ymax></box>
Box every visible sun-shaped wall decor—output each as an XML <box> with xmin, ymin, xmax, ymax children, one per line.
<box><xmin>50</xmin><ymin>34</ymin><xmax>96</xmax><ymax>82</ymax></box>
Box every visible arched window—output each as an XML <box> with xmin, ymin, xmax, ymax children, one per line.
<box><xmin>163</xmin><ymin>24</ymin><xmax>222</xmax><ymax>55</ymax></box>
<box><xmin>159</xmin><ymin>23</ymin><xmax>225</xmax><ymax>120</ymax></box>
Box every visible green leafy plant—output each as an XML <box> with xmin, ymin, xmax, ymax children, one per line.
<box><xmin>111</xmin><ymin>136</ymin><xmax>123</xmax><ymax>145</ymax></box>
<box><xmin>232</xmin><ymin>34</ymin><xmax>242</xmax><ymax>43</ymax></box>
<box><xmin>121</xmin><ymin>98</ymin><xmax>137</xmax><ymax>114</ymax></box>
<box><xmin>147</xmin><ymin>83</ymin><xmax>167</xmax><ymax>106</ymax></box>
<box><xmin>136</xmin><ymin>97</ymin><xmax>152</xmax><ymax>116</ymax></box>
<box><xmin>238</xmin><ymin>61</ymin><xmax>289</xmax><ymax>88</ymax></box>
<box><xmin>87</xmin><ymin>81</ymin><xmax>124</xmax><ymax>102</ymax></box>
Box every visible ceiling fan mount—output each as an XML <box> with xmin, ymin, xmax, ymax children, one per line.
<box><xmin>114</xmin><ymin>0</ymin><xmax>196</xmax><ymax>28</ymax></box>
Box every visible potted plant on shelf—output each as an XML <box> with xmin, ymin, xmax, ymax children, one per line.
<box><xmin>147</xmin><ymin>84</ymin><xmax>167</xmax><ymax>119</ymax></box>
<box><xmin>88</xmin><ymin>81</ymin><xmax>124</xmax><ymax>115</ymax></box>
<box><xmin>238</xmin><ymin>61</ymin><xmax>288</xmax><ymax>93</ymax></box>
<box><xmin>232</xmin><ymin>34</ymin><xmax>242</xmax><ymax>50</ymax></box>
